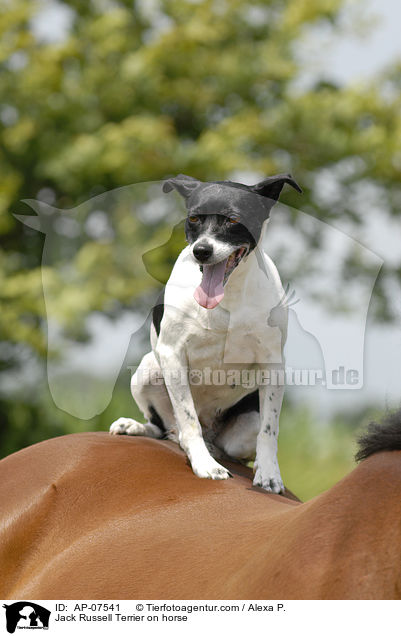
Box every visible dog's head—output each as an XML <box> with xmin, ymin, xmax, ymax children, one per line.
<box><xmin>163</xmin><ymin>174</ymin><xmax>301</xmax><ymax>308</ymax></box>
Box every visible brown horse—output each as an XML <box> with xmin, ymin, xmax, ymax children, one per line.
<box><xmin>0</xmin><ymin>413</ymin><xmax>400</xmax><ymax>600</ymax></box>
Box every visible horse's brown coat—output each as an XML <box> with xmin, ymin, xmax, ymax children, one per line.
<box><xmin>0</xmin><ymin>432</ymin><xmax>400</xmax><ymax>599</ymax></box>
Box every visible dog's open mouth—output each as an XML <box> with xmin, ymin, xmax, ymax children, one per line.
<box><xmin>194</xmin><ymin>247</ymin><xmax>247</xmax><ymax>309</ymax></box>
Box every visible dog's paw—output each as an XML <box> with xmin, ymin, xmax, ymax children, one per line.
<box><xmin>253</xmin><ymin>464</ymin><xmax>284</xmax><ymax>494</ymax></box>
<box><xmin>110</xmin><ymin>417</ymin><xmax>145</xmax><ymax>436</ymax></box>
<box><xmin>191</xmin><ymin>456</ymin><xmax>233</xmax><ymax>481</ymax></box>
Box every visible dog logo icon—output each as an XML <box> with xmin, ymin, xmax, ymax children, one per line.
<box><xmin>2</xmin><ymin>602</ymin><xmax>50</xmax><ymax>633</ymax></box>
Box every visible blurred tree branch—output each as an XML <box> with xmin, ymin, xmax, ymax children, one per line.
<box><xmin>1</xmin><ymin>0</ymin><xmax>400</xmax><ymax>378</ymax></box>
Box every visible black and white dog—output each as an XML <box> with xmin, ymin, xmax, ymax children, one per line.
<box><xmin>110</xmin><ymin>174</ymin><xmax>301</xmax><ymax>493</ymax></box>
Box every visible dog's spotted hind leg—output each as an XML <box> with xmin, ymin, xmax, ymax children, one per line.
<box><xmin>253</xmin><ymin>382</ymin><xmax>285</xmax><ymax>494</ymax></box>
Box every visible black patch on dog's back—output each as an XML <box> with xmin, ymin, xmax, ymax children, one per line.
<box><xmin>149</xmin><ymin>405</ymin><xmax>168</xmax><ymax>439</ymax></box>
<box><xmin>221</xmin><ymin>390</ymin><xmax>260</xmax><ymax>422</ymax></box>
<box><xmin>355</xmin><ymin>409</ymin><xmax>401</xmax><ymax>462</ymax></box>
<box><xmin>152</xmin><ymin>288</ymin><xmax>165</xmax><ymax>336</ymax></box>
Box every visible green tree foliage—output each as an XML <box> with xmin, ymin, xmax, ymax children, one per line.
<box><xmin>1</xmin><ymin>0</ymin><xmax>400</xmax><ymax>362</ymax></box>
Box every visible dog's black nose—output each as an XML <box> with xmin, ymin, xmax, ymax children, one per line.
<box><xmin>193</xmin><ymin>242</ymin><xmax>213</xmax><ymax>263</ymax></box>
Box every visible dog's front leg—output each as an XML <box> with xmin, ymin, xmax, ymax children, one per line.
<box><xmin>158</xmin><ymin>349</ymin><xmax>231</xmax><ymax>480</ymax></box>
<box><xmin>254</xmin><ymin>380</ymin><xmax>285</xmax><ymax>493</ymax></box>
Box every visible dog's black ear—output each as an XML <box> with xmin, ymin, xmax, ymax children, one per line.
<box><xmin>251</xmin><ymin>174</ymin><xmax>302</xmax><ymax>202</ymax></box>
<box><xmin>162</xmin><ymin>174</ymin><xmax>201</xmax><ymax>198</ymax></box>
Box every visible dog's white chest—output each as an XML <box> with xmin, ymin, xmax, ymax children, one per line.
<box><xmin>184</xmin><ymin>308</ymin><xmax>279</xmax><ymax>368</ymax></box>
<box><xmin>155</xmin><ymin>248</ymin><xmax>285</xmax><ymax>426</ymax></box>
<box><xmin>159</xmin><ymin>246</ymin><xmax>284</xmax><ymax>365</ymax></box>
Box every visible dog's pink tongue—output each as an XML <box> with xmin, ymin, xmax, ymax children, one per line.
<box><xmin>194</xmin><ymin>259</ymin><xmax>228</xmax><ymax>309</ymax></box>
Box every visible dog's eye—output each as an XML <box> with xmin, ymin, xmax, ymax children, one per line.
<box><xmin>188</xmin><ymin>215</ymin><xmax>199</xmax><ymax>223</ymax></box>
<box><xmin>228</xmin><ymin>216</ymin><xmax>240</xmax><ymax>224</ymax></box>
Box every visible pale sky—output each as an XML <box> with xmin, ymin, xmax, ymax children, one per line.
<box><xmin>297</xmin><ymin>0</ymin><xmax>401</xmax><ymax>85</ymax></box>
<box><xmin>290</xmin><ymin>0</ymin><xmax>401</xmax><ymax>415</ymax></box>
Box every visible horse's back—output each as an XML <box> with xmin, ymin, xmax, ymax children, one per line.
<box><xmin>0</xmin><ymin>433</ymin><xmax>296</xmax><ymax>599</ymax></box>
<box><xmin>0</xmin><ymin>432</ymin><xmax>400</xmax><ymax>599</ymax></box>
